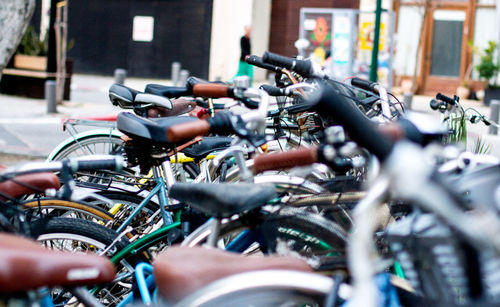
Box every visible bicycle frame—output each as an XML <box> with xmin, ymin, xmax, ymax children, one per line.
<box><xmin>116</xmin><ymin>163</ymin><xmax>177</xmax><ymax>233</ymax></box>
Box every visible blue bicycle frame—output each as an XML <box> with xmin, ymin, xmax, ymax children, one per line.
<box><xmin>116</xmin><ymin>166</ymin><xmax>174</xmax><ymax>233</ymax></box>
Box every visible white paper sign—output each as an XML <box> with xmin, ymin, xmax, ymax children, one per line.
<box><xmin>133</xmin><ymin>16</ymin><xmax>154</xmax><ymax>42</ymax></box>
<box><xmin>304</xmin><ymin>19</ymin><xmax>317</xmax><ymax>31</ymax></box>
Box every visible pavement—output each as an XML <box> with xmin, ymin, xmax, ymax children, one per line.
<box><xmin>0</xmin><ymin>74</ymin><xmax>173</xmax><ymax>160</ymax></box>
<box><xmin>0</xmin><ymin>74</ymin><xmax>499</xmax><ymax>164</ymax></box>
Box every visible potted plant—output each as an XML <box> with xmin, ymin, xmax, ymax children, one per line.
<box><xmin>475</xmin><ymin>41</ymin><xmax>500</xmax><ymax>105</ymax></box>
<box><xmin>13</xmin><ymin>25</ymin><xmax>47</xmax><ymax>70</ymax></box>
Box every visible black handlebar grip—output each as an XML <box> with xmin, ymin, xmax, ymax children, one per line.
<box><xmin>429</xmin><ymin>99</ymin><xmax>441</xmax><ymax>111</ymax></box>
<box><xmin>436</xmin><ymin>93</ymin><xmax>456</xmax><ymax>105</ymax></box>
<box><xmin>351</xmin><ymin>77</ymin><xmax>377</xmax><ymax>92</ymax></box>
<box><xmin>314</xmin><ymin>82</ymin><xmax>394</xmax><ymax>162</ymax></box>
<box><xmin>262</xmin><ymin>52</ymin><xmax>313</xmax><ymax>78</ymax></box>
<box><xmin>260</xmin><ymin>84</ymin><xmax>287</xmax><ymax>97</ymax></box>
<box><xmin>69</xmin><ymin>155</ymin><xmax>124</xmax><ymax>173</ymax></box>
<box><xmin>246</xmin><ymin>55</ymin><xmax>282</xmax><ymax>72</ymax></box>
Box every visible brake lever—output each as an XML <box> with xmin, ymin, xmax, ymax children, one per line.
<box><xmin>212</xmin><ymin>145</ymin><xmax>249</xmax><ymax>168</ymax></box>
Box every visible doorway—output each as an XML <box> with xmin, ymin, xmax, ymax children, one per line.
<box><xmin>422</xmin><ymin>8</ymin><xmax>467</xmax><ymax>95</ymax></box>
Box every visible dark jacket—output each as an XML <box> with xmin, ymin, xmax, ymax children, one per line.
<box><xmin>240</xmin><ymin>36</ymin><xmax>251</xmax><ymax>62</ymax></box>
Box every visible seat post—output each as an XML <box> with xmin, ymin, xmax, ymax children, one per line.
<box><xmin>206</xmin><ymin>218</ymin><xmax>221</xmax><ymax>248</ymax></box>
<box><xmin>161</xmin><ymin>160</ymin><xmax>177</xmax><ymax>188</ymax></box>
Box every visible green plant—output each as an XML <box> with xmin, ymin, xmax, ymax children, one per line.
<box><xmin>475</xmin><ymin>41</ymin><xmax>500</xmax><ymax>89</ymax></box>
<box><xmin>471</xmin><ymin>137</ymin><xmax>491</xmax><ymax>155</ymax></box>
<box><xmin>446</xmin><ymin>113</ymin><xmax>467</xmax><ymax>145</ymax></box>
<box><xmin>15</xmin><ymin>25</ymin><xmax>47</xmax><ymax>56</ymax></box>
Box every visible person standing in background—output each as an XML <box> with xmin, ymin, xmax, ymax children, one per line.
<box><xmin>234</xmin><ymin>26</ymin><xmax>253</xmax><ymax>86</ymax></box>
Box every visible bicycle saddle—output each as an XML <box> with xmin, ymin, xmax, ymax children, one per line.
<box><xmin>169</xmin><ymin>183</ymin><xmax>277</xmax><ymax>218</ymax></box>
<box><xmin>0</xmin><ymin>233</ymin><xmax>115</xmax><ymax>292</ymax></box>
<box><xmin>117</xmin><ymin>112</ymin><xmax>198</xmax><ymax>144</ymax></box>
<box><xmin>0</xmin><ymin>173</ymin><xmax>60</xmax><ymax>200</ymax></box>
<box><xmin>153</xmin><ymin>246</ymin><xmax>311</xmax><ymax>302</ymax></box>
<box><xmin>147</xmin><ymin>98</ymin><xmax>197</xmax><ymax>118</ymax></box>
<box><xmin>145</xmin><ymin>84</ymin><xmax>191</xmax><ymax>98</ymax></box>
<box><xmin>109</xmin><ymin>84</ymin><xmax>173</xmax><ymax>110</ymax></box>
<box><xmin>181</xmin><ymin>136</ymin><xmax>233</xmax><ymax>159</ymax></box>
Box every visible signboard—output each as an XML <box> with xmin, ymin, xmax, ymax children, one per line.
<box><xmin>299</xmin><ymin>8</ymin><xmax>395</xmax><ymax>89</ymax></box>
<box><xmin>133</xmin><ymin>16</ymin><xmax>154</xmax><ymax>42</ymax></box>
<box><xmin>300</xmin><ymin>13</ymin><xmax>333</xmax><ymax>66</ymax></box>
<box><xmin>360</xmin><ymin>21</ymin><xmax>386</xmax><ymax>50</ymax></box>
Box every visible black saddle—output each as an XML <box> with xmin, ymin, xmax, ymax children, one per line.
<box><xmin>145</xmin><ymin>84</ymin><xmax>191</xmax><ymax>98</ymax></box>
<box><xmin>181</xmin><ymin>137</ymin><xmax>233</xmax><ymax>159</ymax></box>
<box><xmin>169</xmin><ymin>183</ymin><xmax>277</xmax><ymax>218</ymax></box>
<box><xmin>117</xmin><ymin>112</ymin><xmax>197</xmax><ymax>144</ymax></box>
<box><xmin>109</xmin><ymin>84</ymin><xmax>139</xmax><ymax>108</ymax></box>
<box><xmin>110</xmin><ymin>84</ymin><xmax>173</xmax><ymax>109</ymax></box>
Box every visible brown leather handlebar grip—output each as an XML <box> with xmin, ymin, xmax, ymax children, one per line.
<box><xmin>192</xmin><ymin>84</ymin><xmax>231</xmax><ymax>98</ymax></box>
<box><xmin>253</xmin><ymin>146</ymin><xmax>318</xmax><ymax>174</ymax></box>
<box><xmin>166</xmin><ymin>120</ymin><xmax>211</xmax><ymax>143</ymax></box>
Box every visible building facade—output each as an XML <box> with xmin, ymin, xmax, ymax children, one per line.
<box><xmin>35</xmin><ymin>0</ymin><xmax>360</xmax><ymax>81</ymax></box>
<box><xmin>393</xmin><ymin>0</ymin><xmax>499</xmax><ymax>95</ymax></box>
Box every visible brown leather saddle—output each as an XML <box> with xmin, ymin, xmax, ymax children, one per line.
<box><xmin>153</xmin><ymin>246</ymin><xmax>312</xmax><ymax>302</ymax></box>
<box><xmin>0</xmin><ymin>233</ymin><xmax>115</xmax><ymax>292</ymax></box>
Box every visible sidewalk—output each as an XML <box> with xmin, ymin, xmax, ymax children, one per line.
<box><xmin>0</xmin><ymin>74</ymin><xmax>499</xmax><ymax>159</ymax></box>
<box><xmin>0</xmin><ymin>74</ymin><xmax>171</xmax><ymax>158</ymax></box>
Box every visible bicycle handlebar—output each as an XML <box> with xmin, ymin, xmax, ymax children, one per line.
<box><xmin>429</xmin><ymin>99</ymin><xmax>441</xmax><ymax>110</ymax></box>
<box><xmin>315</xmin><ymin>82</ymin><xmax>395</xmax><ymax>161</ymax></box>
<box><xmin>245</xmin><ymin>55</ymin><xmax>282</xmax><ymax>72</ymax></box>
<box><xmin>262</xmin><ymin>52</ymin><xmax>314</xmax><ymax>78</ymax></box>
<box><xmin>167</xmin><ymin>120</ymin><xmax>212</xmax><ymax>143</ymax></box>
<box><xmin>253</xmin><ymin>147</ymin><xmax>318</xmax><ymax>174</ymax></box>
<box><xmin>0</xmin><ymin>155</ymin><xmax>124</xmax><ymax>181</ymax></box>
<box><xmin>350</xmin><ymin>77</ymin><xmax>377</xmax><ymax>93</ymax></box>
<box><xmin>259</xmin><ymin>84</ymin><xmax>288</xmax><ymax>97</ymax></box>
<box><xmin>436</xmin><ymin>93</ymin><xmax>456</xmax><ymax>105</ymax></box>
<box><xmin>68</xmin><ymin>155</ymin><xmax>124</xmax><ymax>173</ymax></box>
<box><xmin>192</xmin><ymin>84</ymin><xmax>234</xmax><ymax>99</ymax></box>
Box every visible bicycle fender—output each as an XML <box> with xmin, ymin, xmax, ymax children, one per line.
<box><xmin>46</xmin><ymin>129</ymin><xmax>123</xmax><ymax>161</ymax></box>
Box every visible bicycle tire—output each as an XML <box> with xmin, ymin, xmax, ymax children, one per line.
<box><xmin>29</xmin><ymin>217</ymin><xmax>144</xmax><ymax>306</ymax></box>
<box><xmin>174</xmin><ymin>270</ymin><xmax>333</xmax><ymax>307</ymax></box>
<box><xmin>21</xmin><ymin>198</ymin><xmax>114</xmax><ymax>222</ymax></box>
<box><xmin>183</xmin><ymin>208</ymin><xmax>347</xmax><ymax>270</ymax></box>
<box><xmin>50</xmin><ymin>135</ymin><xmax>124</xmax><ymax>161</ymax></box>
<box><xmin>30</xmin><ymin>217</ymin><xmax>127</xmax><ymax>253</ymax></box>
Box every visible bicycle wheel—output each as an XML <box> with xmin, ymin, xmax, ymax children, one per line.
<box><xmin>175</xmin><ymin>270</ymin><xmax>333</xmax><ymax>307</ymax></box>
<box><xmin>30</xmin><ymin>217</ymin><xmax>126</xmax><ymax>254</ymax></box>
<box><xmin>29</xmin><ymin>217</ymin><xmax>142</xmax><ymax>306</ymax></box>
<box><xmin>50</xmin><ymin>135</ymin><xmax>124</xmax><ymax>161</ymax></box>
<box><xmin>21</xmin><ymin>198</ymin><xmax>114</xmax><ymax>223</ymax></box>
<box><xmin>183</xmin><ymin>208</ymin><xmax>347</xmax><ymax>270</ymax></box>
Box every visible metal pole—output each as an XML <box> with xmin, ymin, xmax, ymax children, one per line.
<box><xmin>46</xmin><ymin>80</ymin><xmax>57</xmax><ymax>113</ymax></box>
<box><xmin>403</xmin><ymin>92</ymin><xmax>413</xmax><ymax>110</ymax></box>
<box><xmin>489</xmin><ymin>100</ymin><xmax>500</xmax><ymax>135</ymax></box>
<box><xmin>369</xmin><ymin>0</ymin><xmax>382</xmax><ymax>82</ymax></box>
<box><xmin>114</xmin><ymin>68</ymin><xmax>127</xmax><ymax>85</ymax></box>
<box><xmin>171</xmin><ymin>62</ymin><xmax>181</xmax><ymax>86</ymax></box>
<box><xmin>179</xmin><ymin>69</ymin><xmax>189</xmax><ymax>86</ymax></box>
<box><xmin>387</xmin><ymin>11</ymin><xmax>396</xmax><ymax>92</ymax></box>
